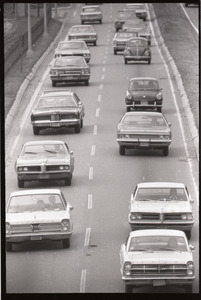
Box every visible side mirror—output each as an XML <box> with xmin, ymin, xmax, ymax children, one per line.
<box><xmin>168</xmin><ymin>122</ymin><xmax>172</xmax><ymax>127</ymax></box>
<box><xmin>189</xmin><ymin>244</ymin><xmax>195</xmax><ymax>251</ymax></box>
<box><xmin>189</xmin><ymin>194</ymin><xmax>194</xmax><ymax>203</ymax></box>
<box><xmin>69</xmin><ymin>205</ymin><xmax>73</xmax><ymax>211</ymax></box>
<box><xmin>70</xmin><ymin>151</ymin><xmax>74</xmax><ymax>155</ymax></box>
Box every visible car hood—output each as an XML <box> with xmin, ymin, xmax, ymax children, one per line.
<box><xmin>119</xmin><ymin>125</ymin><xmax>170</xmax><ymax>134</ymax></box>
<box><xmin>123</xmin><ymin>251</ymin><xmax>192</xmax><ymax>264</ymax></box>
<box><xmin>130</xmin><ymin>201</ymin><xmax>192</xmax><ymax>213</ymax></box>
<box><xmin>6</xmin><ymin>211</ymin><xmax>70</xmax><ymax>224</ymax></box>
<box><xmin>32</xmin><ymin>107</ymin><xmax>78</xmax><ymax>114</ymax></box>
<box><xmin>17</xmin><ymin>156</ymin><xmax>69</xmax><ymax>165</ymax></box>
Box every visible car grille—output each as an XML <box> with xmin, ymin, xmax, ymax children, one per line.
<box><xmin>10</xmin><ymin>223</ymin><xmax>63</xmax><ymax>233</ymax></box>
<box><xmin>130</xmin><ymin>264</ymin><xmax>187</xmax><ymax>276</ymax></box>
<box><xmin>58</xmin><ymin>70</ymin><xmax>82</xmax><ymax>75</ymax></box>
<box><xmin>46</xmin><ymin>165</ymin><xmax>63</xmax><ymax>171</ymax></box>
<box><xmin>116</xmin><ymin>41</ymin><xmax>126</xmax><ymax>46</ymax></box>
<box><xmin>25</xmin><ymin>166</ymin><xmax>41</xmax><ymax>171</ymax></box>
<box><xmin>134</xmin><ymin>213</ymin><xmax>183</xmax><ymax>221</ymax></box>
<box><xmin>141</xmin><ymin>213</ymin><xmax>160</xmax><ymax>220</ymax></box>
<box><xmin>21</xmin><ymin>165</ymin><xmax>67</xmax><ymax>173</ymax></box>
<box><xmin>163</xmin><ymin>214</ymin><xmax>183</xmax><ymax>220</ymax></box>
<box><xmin>128</xmin><ymin>135</ymin><xmax>161</xmax><ymax>139</ymax></box>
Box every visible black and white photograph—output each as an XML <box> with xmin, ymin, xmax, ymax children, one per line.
<box><xmin>3</xmin><ymin>1</ymin><xmax>199</xmax><ymax>295</ymax></box>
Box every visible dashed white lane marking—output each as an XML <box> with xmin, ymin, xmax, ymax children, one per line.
<box><xmin>73</xmin><ymin>11</ymin><xmax>76</xmax><ymax>16</ymax></box>
<box><xmin>91</xmin><ymin>145</ymin><xmax>96</xmax><ymax>156</ymax></box>
<box><xmin>93</xmin><ymin>125</ymin><xmax>97</xmax><ymax>135</ymax></box>
<box><xmin>95</xmin><ymin>108</ymin><xmax>100</xmax><ymax>117</ymax></box>
<box><xmin>101</xmin><ymin>74</ymin><xmax>105</xmax><ymax>80</ymax></box>
<box><xmin>84</xmin><ymin>227</ymin><xmax>91</xmax><ymax>247</ymax></box>
<box><xmin>89</xmin><ymin>167</ymin><xmax>93</xmax><ymax>180</ymax></box>
<box><xmin>102</xmin><ymin>67</ymin><xmax>106</xmax><ymax>72</ymax></box>
<box><xmin>80</xmin><ymin>269</ymin><xmax>87</xmax><ymax>293</ymax></box>
<box><xmin>99</xmin><ymin>83</ymin><xmax>103</xmax><ymax>89</ymax></box>
<box><xmin>103</xmin><ymin>60</ymin><xmax>106</xmax><ymax>64</ymax></box>
<box><xmin>97</xmin><ymin>94</ymin><xmax>101</xmax><ymax>102</ymax></box>
<box><xmin>88</xmin><ymin>194</ymin><xmax>93</xmax><ymax>209</ymax></box>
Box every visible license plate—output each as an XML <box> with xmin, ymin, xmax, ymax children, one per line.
<box><xmin>38</xmin><ymin>174</ymin><xmax>49</xmax><ymax>179</ymax></box>
<box><xmin>31</xmin><ymin>236</ymin><xmax>42</xmax><ymax>241</ymax></box>
<box><xmin>142</xmin><ymin>101</ymin><xmax>148</xmax><ymax>105</ymax></box>
<box><xmin>140</xmin><ymin>142</ymin><xmax>149</xmax><ymax>147</ymax></box>
<box><xmin>51</xmin><ymin>123</ymin><xmax>61</xmax><ymax>127</ymax></box>
<box><xmin>153</xmin><ymin>280</ymin><xmax>166</xmax><ymax>287</ymax></box>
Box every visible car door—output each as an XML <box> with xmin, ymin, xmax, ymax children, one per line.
<box><xmin>74</xmin><ymin>93</ymin><xmax>85</xmax><ymax>118</ymax></box>
<box><xmin>65</xmin><ymin>143</ymin><xmax>74</xmax><ymax>172</ymax></box>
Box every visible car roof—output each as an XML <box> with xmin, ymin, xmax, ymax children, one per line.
<box><xmin>83</xmin><ymin>5</ymin><xmax>100</xmax><ymax>8</ymax></box>
<box><xmin>124</xmin><ymin>111</ymin><xmax>163</xmax><ymax>117</ymax></box>
<box><xmin>128</xmin><ymin>229</ymin><xmax>186</xmax><ymax>238</ymax></box>
<box><xmin>137</xmin><ymin>182</ymin><xmax>186</xmax><ymax>188</ymax></box>
<box><xmin>23</xmin><ymin>140</ymin><xmax>65</xmax><ymax>146</ymax></box>
<box><xmin>41</xmin><ymin>89</ymin><xmax>73</xmax><ymax>97</ymax></box>
<box><xmin>130</xmin><ymin>77</ymin><xmax>158</xmax><ymax>81</ymax></box>
<box><xmin>127</xmin><ymin>37</ymin><xmax>148</xmax><ymax>42</ymax></box>
<box><xmin>9</xmin><ymin>189</ymin><xmax>63</xmax><ymax>197</ymax></box>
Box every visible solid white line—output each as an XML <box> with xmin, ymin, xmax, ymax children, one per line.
<box><xmin>179</xmin><ymin>3</ymin><xmax>199</xmax><ymax>36</ymax></box>
<box><xmin>73</xmin><ymin>11</ymin><xmax>76</xmax><ymax>17</ymax></box>
<box><xmin>93</xmin><ymin>125</ymin><xmax>98</xmax><ymax>135</ymax></box>
<box><xmin>91</xmin><ymin>145</ymin><xmax>96</xmax><ymax>156</ymax></box>
<box><xmin>89</xmin><ymin>167</ymin><xmax>93</xmax><ymax>180</ymax></box>
<box><xmin>80</xmin><ymin>269</ymin><xmax>87</xmax><ymax>293</ymax></box>
<box><xmin>99</xmin><ymin>83</ymin><xmax>103</xmax><ymax>89</ymax></box>
<box><xmin>97</xmin><ymin>94</ymin><xmax>101</xmax><ymax>102</ymax></box>
<box><xmin>96</xmin><ymin>108</ymin><xmax>100</xmax><ymax>117</ymax></box>
<box><xmin>101</xmin><ymin>75</ymin><xmax>105</xmax><ymax>80</ymax></box>
<box><xmin>84</xmin><ymin>227</ymin><xmax>91</xmax><ymax>247</ymax></box>
<box><xmin>88</xmin><ymin>194</ymin><xmax>93</xmax><ymax>209</ymax></box>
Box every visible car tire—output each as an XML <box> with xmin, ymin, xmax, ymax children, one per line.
<box><xmin>85</xmin><ymin>80</ymin><xmax>89</xmax><ymax>86</ymax></box>
<box><xmin>33</xmin><ymin>126</ymin><xmax>40</xmax><ymax>135</ymax></box>
<box><xmin>162</xmin><ymin>147</ymin><xmax>169</xmax><ymax>156</ymax></box>
<box><xmin>100</xmin><ymin>20</ymin><xmax>102</xmax><ymax>24</ymax></box>
<box><xmin>6</xmin><ymin>242</ymin><xmax>13</xmax><ymax>252</ymax></box>
<box><xmin>94</xmin><ymin>41</ymin><xmax>97</xmax><ymax>46</ymax></box>
<box><xmin>18</xmin><ymin>178</ymin><xmax>24</xmax><ymax>188</ymax></box>
<box><xmin>127</xmin><ymin>107</ymin><xmax>131</xmax><ymax>112</ymax></box>
<box><xmin>148</xmin><ymin>59</ymin><xmax>151</xmax><ymax>64</ymax></box>
<box><xmin>62</xmin><ymin>239</ymin><xmax>70</xmax><ymax>249</ymax></box>
<box><xmin>64</xmin><ymin>177</ymin><xmax>72</xmax><ymax>186</ymax></box>
<box><xmin>157</xmin><ymin>107</ymin><xmax>162</xmax><ymax>112</ymax></box>
<box><xmin>81</xmin><ymin>20</ymin><xmax>84</xmax><ymax>24</ymax></box>
<box><xmin>125</xmin><ymin>285</ymin><xmax>133</xmax><ymax>293</ymax></box>
<box><xmin>75</xmin><ymin>124</ymin><xmax>81</xmax><ymax>133</ymax></box>
<box><xmin>119</xmin><ymin>145</ymin><xmax>125</xmax><ymax>156</ymax></box>
<box><xmin>81</xmin><ymin>119</ymin><xmax>83</xmax><ymax>128</ymax></box>
<box><xmin>184</xmin><ymin>284</ymin><xmax>193</xmax><ymax>293</ymax></box>
<box><xmin>52</xmin><ymin>81</ymin><xmax>56</xmax><ymax>87</ymax></box>
<box><xmin>124</xmin><ymin>58</ymin><xmax>127</xmax><ymax>64</ymax></box>
<box><xmin>114</xmin><ymin>49</ymin><xmax>117</xmax><ymax>55</ymax></box>
<box><xmin>185</xmin><ymin>231</ymin><xmax>191</xmax><ymax>240</ymax></box>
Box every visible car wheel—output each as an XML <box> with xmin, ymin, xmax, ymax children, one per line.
<box><xmin>114</xmin><ymin>49</ymin><xmax>117</xmax><ymax>55</ymax></box>
<box><xmin>33</xmin><ymin>126</ymin><xmax>40</xmax><ymax>135</ymax></box>
<box><xmin>124</xmin><ymin>58</ymin><xmax>127</xmax><ymax>64</ymax></box>
<box><xmin>94</xmin><ymin>41</ymin><xmax>97</xmax><ymax>46</ymax></box>
<box><xmin>62</xmin><ymin>239</ymin><xmax>70</xmax><ymax>249</ymax></box>
<box><xmin>148</xmin><ymin>59</ymin><xmax>151</xmax><ymax>64</ymax></box>
<box><xmin>64</xmin><ymin>177</ymin><xmax>72</xmax><ymax>186</ymax></box>
<box><xmin>80</xmin><ymin>119</ymin><xmax>83</xmax><ymax>128</ymax></box>
<box><xmin>75</xmin><ymin>124</ymin><xmax>81</xmax><ymax>133</ymax></box>
<box><xmin>85</xmin><ymin>80</ymin><xmax>89</xmax><ymax>86</ymax></box>
<box><xmin>100</xmin><ymin>20</ymin><xmax>102</xmax><ymax>24</ymax></box>
<box><xmin>119</xmin><ymin>145</ymin><xmax>125</xmax><ymax>156</ymax></box>
<box><xmin>127</xmin><ymin>107</ymin><xmax>131</xmax><ymax>112</ymax></box>
<box><xmin>162</xmin><ymin>147</ymin><xmax>169</xmax><ymax>156</ymax></box>
<box><xmin>18</xmin><ymin>178</ymin><xmax>24</xmax><ymax>188</ymax></box>
<box><xmin>125</xmin><ymin>285</ymin><xmax>133</xmax><ymax>293</ymax></box>
<box><xmin>157</xmin><ymin>107</ymin><xmax>162</xmax><ymax>112</ymax></box>
<box><xmin>185</xmin><ymin>231</ymin><xmax>191</xmax><ymax>240</ymax></box>
<box><xmin>81</xmin><ymin>20</ymin><xmax>84</xmax><ymax>24</ymax></box>
<box><xmin>6</xmin><ymin>242</ymin><xmax>13</xmax><ymax>252</ymax></box>
<box><xmin>184</xmin><ymin>284</ymin><xmax>193</xmax><ymax>293</ymax></box>
<box><xmin>52</xmin><ymin>81</ymin><xmax>56</xmax><ymax>87</ymax></box>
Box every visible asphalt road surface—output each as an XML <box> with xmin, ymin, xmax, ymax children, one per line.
<box><xmin>5</xmin><ymin>3</ymin><xmax>199</xmax><ymax>294</ymax></box>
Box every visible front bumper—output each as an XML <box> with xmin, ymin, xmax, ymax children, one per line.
<box><xmin>6</xmin><ymin>231</ymin><xmax>72</xmax><ymax>243</ymax></box>
<box><xmin>18</xmin><ymin>172</ymin><xmax>72</xmax><ymax>181</ymax></box>
<box><xmin>122</xmin><ymin>277</ymin><xmax>194</xmax><ymax>288</ymax></box>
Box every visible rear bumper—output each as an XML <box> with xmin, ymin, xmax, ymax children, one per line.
<box><xmin>126</xmin><ymin>102</ymin><xmax>162</xmax><ymax>109</ymax></box>
<box><xmin>117</xmin><ymin>139</ymin><xmax>171</xmax><ymax>148</ymax></box>
<box><xmin>50</xmin><ymin>75</ymin><xmax>90</xmax><ymax>82</ymax></box>
<box><xmin>32</xmin><ymin>119</ymin><xmax>80</xmax><ymax>128</ymax></box>
<box><xmin>124</xmin><ymin>55</ymin><xmax>150</xmax><ymax>61</ymax></box>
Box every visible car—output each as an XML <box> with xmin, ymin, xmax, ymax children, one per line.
<box><xmin>54</xmin><ymin>40</ymin><xmax>91</xmax><ymax>63</ymax></box>
<box><xmin>125</xmin><ymin>3</ymin><xmax>148</xmax><ymax>21</ymax></box>
<box><xmin>114</xmin><ymin>10</ymin><xmax>137</xmax><ymax>32</ymax></box>
<box><xmin>120</xmin><ymin>229</ymin><xmax>195</xmax><ymax>293</ymax></box>
<box><xmin>129</xmin><ymin>182</ymin><xmax>194</xmax><ymax>239</ymax></box>
<box><xmin>67</xmin><ymin>24</ymin><xmax>97</xmax><ymax>46</ymax></box>
<box><xmin>185</xmin><ymin>3</ymin><xmax>198</xmax><ymax>7</ymax></box>
<box><xmin>121</xmin><ymin>19</ymin><xmax>145</xmax><ymax>32</ymax></box>
<box><xmin>49</xmin><ymin>56</ymin><xmax>90</xmax><ymax>87</ymax></box>
<box><xmin>80</xmin><ymin>5</ymin><xmax>103</xmax><ymax>24</ymax></box>
<box><xmin>125</xmin><ymin>77</ymin><xmax>163</xmax><ymax>112</ymax></box>
<box><xmin>30</xmin><ymin>89</ymin><xmax>85</xmax><ymax>135</ymax></box>
<box><xmin>124</xmin><ymin>37</ymin><xmax>151</xmax><ymax>64</ymax></box>
<box><xmin>15</xmin><ymin>140</ymin><xmax>74</xmax><ymax>187</ymax></box>
<box><xmin>116</xmin><ymin>111</ymin><xmax>172</xmax><ymax>156</ymax></box>
<box><xmin>136</xmin><ymin>26</ymin><xmax>151</xmax><ymax>45</ymax></box>
<box><xmin>6</xmin><ymin>189</ymin><xmax>73</xmax><ymax>251</ymax></box>
<box><xmin>113</xmin><ymin>31</ymin><xmax>138</xmax><ymax>54</ymax></box>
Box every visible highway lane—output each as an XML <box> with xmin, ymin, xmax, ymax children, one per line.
<box><xmin>5</xmin><ymin>3</ymin><xmax>199</xmax><ymax>293</ymax></box>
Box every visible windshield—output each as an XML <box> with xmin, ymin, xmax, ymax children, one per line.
<box><xmin>130</xmin><ymin>80</ymin><xmax>159</xmax><ymax>91</ymax></box>
<box><xmin>37</xmin><ymin>96</ymin><xmax>76</xmax><ymax>108</ymax></box>
<box><xmin>116</xmin><ymin>32</ymin><xmax>137</xmax><ymax>39</ymax></box>
<box><xmin>83</xmin><ymin>7</ymin><xmax>100</xmax><ymax>13</ymax></box>
<box><xmin>22</xmin><ymin>143</ymin><xmax>67</xmax><ymax>156</ymax></box>
<box><xmin>135</xmin><ymin>188</ymin><xmax>188</xmax><ymax>201</ymax></box>
<box><xmin>54</xmin><ymin>57</ymin><xmax>86</xmax><ymax>67</ymax></box>
<box><xmin>118</xmin><ymin>11</ymin><xmax>136</xmax><ymax>19</ymax></box>
<box><xmin>127</xmin><ymin>39</ymin><xmax>147</xmax><ymax>47</ymax></box>
<box><xmin>71</xmin><ymin>26</ymin><xmax>94</xmax><ymax>33</ymax></box>
<box><xmin>122</xmin><ymin>115</ymin><xmax>166</xmax><ymax>127</ymax></box>
<box><xmin>8</xmin><ymin>194</ymin><xmax>65</xmax><ymax>213</ymax></box>
<box><xmin>129</xmin><ymin>235</ymin><xmax>187</xmax><ymax>252</ymax></box>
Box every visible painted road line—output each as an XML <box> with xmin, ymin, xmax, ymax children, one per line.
<box><xmin>101</xmin><ymin>74</ymin><xmax>105</xmax><ymax>80</ymax></box>
<box><xmin>100</xmin><ymin>83</ymin><xmax>103</xmax><ymax>89</ymax></box>
<box><xmin>80</xmin><ymin>270</ymin><xmax>87</xmax><ymax>293</ymax></box>
<box><xmin>95</xmin><ymin>108</ymin><xmax>100</xmax><ymax>117</ymax></box>
<box><xmin>102</xmin><ymin>67</ymin><xmax>106</xmax><ymax>72</ymax></box>
<box><xmin>97</xmin><ymin>94</ymin><xmax>101</xmax><ymax>102</ymax></box>
<box><xmin>84</xmin><ymin>227</ymin><xmax>91</xmax><ymax>247</ymax></box>
<box><xmin>89</xmin><ymin>167</ymin><xmax>93</xmax><ymax>180</ymax></box>
<box><xmin>88</xmin><ymin>194</ymin><xmax>93</xmax><ymax>209</ymax></box>
<box><xmin>73</xmin><ymin>11</ymin><xmax>76</xmax><ymax>16</ymax></box>
<box><xmin>93</xmin><ymin>125</ymin><xmax>98</xmax><ymax>135</ymax></box>
<box><xmin>91</xmin><ymin>145</ymin><xmax>96</xmax><ymax>156</ymax></box>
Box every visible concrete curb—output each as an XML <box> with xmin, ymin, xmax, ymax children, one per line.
<box><xmin>149</xmin><ymin>4</ymin><xmax>199</xmax><ymax>161</ymax></box>
<box><xmin>5</xmin><ymin>12</ymin><xmax>67</xmax><ymax>136</ymax></box>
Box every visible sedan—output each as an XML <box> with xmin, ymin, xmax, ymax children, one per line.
<box><xmin>67</xmin><ymin>24</ymin><xmax>97</xmax><ymax>46</ymax></box>
<box><xmin>125</xmin><ymin>77</ymin><xmax>163</xmax><ymax>112</ymax></box>
<box><xmin>124</xmin><ymin>37</ymin><xmax>151</xmax><ymax>64</ymax></box>
<box><xmin>116</xmin><ymin>111</ymin><xmax>172</xmax><ymax>156</ymax></box>
<box><xmin>114</xmin><ymin>10</ymin><xmax>137</xmax><ymax>31</ymax></box>
<box><xmin>125</xmin><ymin>3</ymin><xmax>148</xmax><ymax>21</ymax></box>
<box><xmin>31</xmin><ymin>89</ymin><xmax>85</xmax><ymax>135</ymax></box>
<box><xmin>120</xmin><ymin>229</ymin><xmax>195</xmax><ymax>293</ymax></box>
<box><xmin>129</xmin><ymin>182</ymin><xmax>194</xmax><ymax>239</ymax></box>
<box><xmin>49</xmin><ymin>56</ymin><xmax>90</xmax><ymax>86</ymax></box>
<box><xmin>80</xmin><ymin>5</ymin><xmax>103</xmax><ymax>24</ymax></box>
<box><xmin>54</xmin><ymin>40</ymin><xmax>91</xmax><ymax>63</ymax></box>
<box><xmin>6</xmin><ymin>189</ymin><xmax>73</xmax><ymax>251</ymax></box>
<box><xmin>113</xmin><ymin>31</ymin><xmax>138</xmax><ymax>54</ymax></box>
<box><xmin>15</xmin><ymin>140</ymin><xmax>74</xmax><ymax>187</ymax></box>
<box><xmin>121</xmin><ymin>19</ymin><xmax>145</xmax><ymax>32</ymax></box>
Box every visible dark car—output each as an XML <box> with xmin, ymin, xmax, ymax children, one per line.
<box><xmin>114</xmin><ymin>10</ymin><xmax>137</xmax><ymax>32</ymax></box>
<box><xmin>54</xmin><ymin>40</ymin><xmax>91</xmax><ymax>63</ymax></box>
<box><xmin>117</xmin><ymin>111</ymin><xmax>172</xmax><ymax>156</ymax></box>
<box><xmin>113</xmin><ymin>31</ymin><xmax>138</xmax><ymax>54</ymax></box>
<box><xmin>125</xmin><ymin>77</ymin><xmax>163</xmax><ymax>112</ymax></box>
<box><xmin>31</xmin><ymin>89</ymin><xmax>85</xmax><ymax>135</ymax></box>
<box><xmin>80</xmin><ymin>5</ymin><xmax>103</xmax><ymax>24</ymax></box>
<box><xmin>49</xmin><ymin>56</ymin><xmax>90</xmax><ymax>87</ymax></box>
<box><xmin>124</xmin><ymin>37</ymin><xmax>151</xmax><ymax>64</ymax></box>
<box><xmin>125</xmin><ymin>3</ymin><xmax>148</xmax><ymax>21</ymax></box>
<box><xmin>68</xmin><ymin>24</ymin><xmax>97</xmax><ymax>46</ymax></box>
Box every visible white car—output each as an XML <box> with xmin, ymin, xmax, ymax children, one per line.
<box><xmin>120</xmin><ymin>229</ymin><xmax>195</xmax><ymax>293</ymax></box>
<box><xmin>129</xmin><ymin>182</ymin><xmax>194</xmax><ymax>239</ymax></box>
<box><xmin>6</xmin><ymin>189</ymin><xmax>73</xmax><ymax>252</ymax></box>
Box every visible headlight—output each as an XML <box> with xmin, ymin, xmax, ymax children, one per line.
<box><xmin>187</xmin><ymin>261</ymin><xmax>194</xmax><ymax>276</ymax></box>
<box><xmin>50</xmin><ymin>70</ymin><xmax>58</xmax><ymax>76</ymax></box>
<box><xmin>59</xmin><ymin>165</ymin><xmax>70</xmax><ymax>170</ymax></box>
<box><xmin>126</xmin><ymin>92</ymin><xmax>133</xmax><ymax>100</ymax></box>
<box><xmin>130</xmin><ymin>213</ymin><xmax>142</xmax><ymax>220</ymax></box>
<box><xmin>6</xmin><ymin>222</ymin><xmax>10</xmax><ymax>234</ymax></box>
<box><xmin>113</xmin><ymin>41</ymin><xmax>117</xmax><ymax>46</ymax></box>
<box><xmin>156</xmin><ymin>92</ymin><xmax>162</xmax><ymax>100</ymax></box>
<box><xmin>144</xmin><ymin>50</ymin><xmax>150</xmax><ymax>56</ymax></box>
<box><xmin>181</xmin><ymin>214</ymin><xmax>193</xmax><ymax>220</ymax></box>
<box><xmin>61</xmin><ymin>219</ymin><xmax>70</xmax><ymax>231</ymax></box>
<box><xmin>124</xmin><ymin>49</ymin><xmax>130</xmax><ymax>55</ymax></box>
<box><xmin>17</xmin><ymin>166</ymin><xmax>28</xmax><ymax>172</ymax></box>
<box><xmin>124</xmin><ymin>262</ymin><xmax>132</xmax><ymax>270</ymax></box>
<box><xmin>159</xmin><ymin>135</ymin><xmax>170</xmax><ymax>140</ymax></box>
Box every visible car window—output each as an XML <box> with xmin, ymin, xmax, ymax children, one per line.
<box><xmin>54</xmin><ymin>57</ymin><xmax>86</xmax><ymax>67</ymax></box>
<box><xmin>118</xmin><ymin>11</ymin><xmax>135</xmax><ymax>19</ymax></box>
<box><xmin>130</xmin><ymin>80</ymin><xmax>159</xmax><ymax>90</ymax></box>
<box><xmin>22</xmin><ymin>144</ymin><xmax>68</xmax><ymax>156</ymax></box>
<box><xmin>58</xmin><ymin>42</ymin><xmax>87</xmax><ymax>50</ymax></box>
<box><xmin>37</xmin><ymin>96</ymin><xmax>76</xmax><ymax>108</ymax></box>
<box><xmin>135</xmin><ymin>188</ymin><xmax>188</xmax><ymax>201</ymax></box>
<box><xmin>117</xmin><ymin>32</ymin><xmax>137</xmax><ymax>39</ymax></box>
<box><xmin>7</xmin><ymin>194</ymin><xmax>65</xmax><ymax>213</ymax></box>
<box><xmin>128</xmin><ymin>39</ymin><xmax>147</xmax><ymax>47</ymax></box>
<box><xmin>71</xmin><ymin>26</ymin><xmax>94</xmax><ymax>33</ymax></box>
<box><xmin>83</xmin><ymin>7</ymin><xmax>100</xmax><ymax>13</ymax></box>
